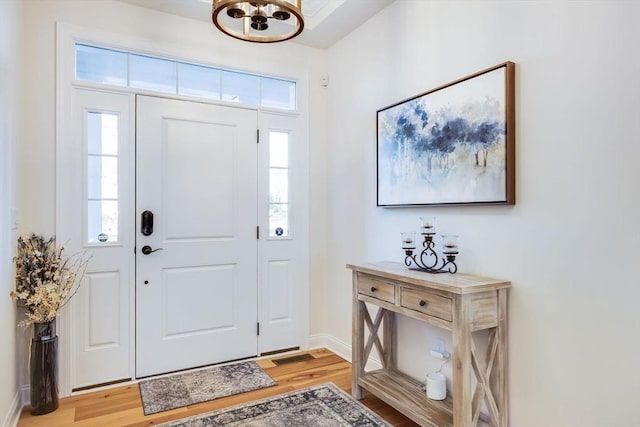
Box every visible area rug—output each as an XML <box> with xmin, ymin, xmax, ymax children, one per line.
<box><xmin>157</xmin><ymin>382</ymin><xmax>390</xmax><ymax>426</ymax></box>
<box><xmin>139</xmin><ymin>361</ymin><xmax>276</xmax><ymax>415</ymax></box>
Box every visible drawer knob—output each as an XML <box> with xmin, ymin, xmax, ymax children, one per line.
<box><xmin>370</xmin><ymin>286</ymin><xmax>377</xmax><ymax>292</ymax></box>
<box><xmin>419</xmin><ymin>300</ymin><xmax>426</xmax><ymax>307</ymax></box>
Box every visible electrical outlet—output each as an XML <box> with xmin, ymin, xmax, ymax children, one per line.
<box><xmin>433</xmin><ymin>338</ymin><xmax>445</xmax><ymax>353</ymax></box>
<box><xmin>430</xmin><ymin>349</ymin><xmax>451</xmax><ymax>360</ymax></box>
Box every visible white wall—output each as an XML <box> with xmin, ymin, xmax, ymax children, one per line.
<box><xmin>17</xmin><ymin>0</ymin><xmax>329</xmax><ymax>394</ymax></box>
<box><xmin>0</xmin><ymin>1</ymin><xmax>21</xmax><ymax>425</ymax></box>
<box><xmin>324</xmin><ymin>1</ymin><xmax>640</xmax><ymax>426</ymax></box>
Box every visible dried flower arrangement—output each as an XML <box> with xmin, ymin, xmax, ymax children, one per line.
<box><xmin>10</xmin><ymin>234</ymin><xmax>89</xmax><ymax>326</ymax></box>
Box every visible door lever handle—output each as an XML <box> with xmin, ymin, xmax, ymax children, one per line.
<box><xmin>141</xmin><ymin>245</ymin><xmax>163</xmax><ymax>255</ymax></box>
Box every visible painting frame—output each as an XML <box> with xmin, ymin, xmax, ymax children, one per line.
<box><xmin>377</xmin><ymin>62</ymin><xmax>515</xmax><ymax>207</ymax></box>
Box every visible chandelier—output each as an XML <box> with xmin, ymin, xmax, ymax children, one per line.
<box><xmin>212</xmin><ymin>0</ymin><xmax>304</xmax><ymax>43</ymax></box>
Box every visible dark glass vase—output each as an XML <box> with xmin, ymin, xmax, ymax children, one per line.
<box><xmin>30</xmin><ymin>320</ymin><xmax>59</xmax><ymax>415</ymax></box>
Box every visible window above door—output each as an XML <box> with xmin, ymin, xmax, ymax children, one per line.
<box><xmin>75</xmin><ymin>43</ymin><xmax>297</xmax><ymax>111</ymax></box>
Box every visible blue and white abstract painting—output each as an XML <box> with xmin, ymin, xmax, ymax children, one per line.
<box><xmin>377</xmin><ymin>65</ymin><xmax>510</xmax><ymax>206</ymax></box>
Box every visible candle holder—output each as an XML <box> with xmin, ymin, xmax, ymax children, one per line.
<box><xmin>401</xmin><ymin>219</ymin><xmax>458</xmax><ymax>274</ymax></box>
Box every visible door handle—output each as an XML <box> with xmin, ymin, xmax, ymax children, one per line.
<box><xmin>141</xmin><ymin>245</ymin><xmax>163</xmax><ymax>255</ymax></box>
<box><xmin>141</xmin><ymin>210</ymin><xmax>154</xmax><ymax>236</ymax></box>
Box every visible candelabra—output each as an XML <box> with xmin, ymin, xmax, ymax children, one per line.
<box><xmin>401</xmin><ymin>218</ymin><xmax>458</xmax><ymax>274</ymax></box>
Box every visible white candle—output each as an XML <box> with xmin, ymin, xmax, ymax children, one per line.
<box><xmin>442</xmin><ymin>235</ymin><xmax>459</xmax><ymax>255</ymax></box>
<box><xmin>419</xmin><ymin>217</ymin><xmax>436</xmax><ymax>235</ymax></box>
<box><xmin>401</xmin><ymin>232</ymin><xmax>416</xmax><ymax>249</ymax></box>
<box><xmin>426</xmin><ymin>372</ymin><xmax>447</xmax><ymax>400</ymax></box>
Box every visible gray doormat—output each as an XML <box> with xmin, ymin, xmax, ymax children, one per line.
<box><xmin>139</xmin><ymin>361</ymin><xmax>276</xmax><ymax>415</ymax></box>
<box><xmin>157</xmin><ymin>382</ymin><xmax>390</xmax><ymax>426</ymax></box>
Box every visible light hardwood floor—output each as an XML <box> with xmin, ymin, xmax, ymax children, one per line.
<box><xmin>18</xmin><ymin>348</ymin><xmax>418</xmax><ymax>426</ymax></box>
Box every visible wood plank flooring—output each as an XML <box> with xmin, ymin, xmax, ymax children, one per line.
<box><xmin>18</xmin><ymin>348</ymin><xmax>419</xmax><ymax>426</ymax></box>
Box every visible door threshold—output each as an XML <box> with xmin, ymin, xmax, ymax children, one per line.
<box><xmin>72</xmin><ymin>377</ymin><xmax>132</xmax><ymax>393</ymax></box>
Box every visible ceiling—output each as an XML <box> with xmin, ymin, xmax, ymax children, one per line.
<box><xmin>116</xmin><ymin>0</ymin><xmax>396</xmax><ymax>49</ymax></box>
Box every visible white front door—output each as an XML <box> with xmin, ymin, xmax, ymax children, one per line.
<box><xmin>135</xmin><ymin>96</ymin><xmax>258</xmax><ymax>377</ymax></box>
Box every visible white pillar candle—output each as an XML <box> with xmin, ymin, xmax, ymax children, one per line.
<box><xmin>426</xmin><ymin>372</ymin><xmax>447</xmax><ymax>400</ymax></box>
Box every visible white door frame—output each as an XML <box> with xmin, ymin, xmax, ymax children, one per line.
<box><xmin>56</xmin><ymin>23</ymin><xmax>309</xmax><ymax>396</ymax></box>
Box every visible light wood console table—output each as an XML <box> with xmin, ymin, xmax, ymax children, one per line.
<box><xmin>348</xmin><ymin>262</ymin><xmax>510</xmax><ymax>427</ymax></box>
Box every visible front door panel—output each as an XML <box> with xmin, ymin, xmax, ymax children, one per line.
<box><xmin>136</xmin><ymin>96</ymin><xmax>258</xmax><ymax>377</ymax></box>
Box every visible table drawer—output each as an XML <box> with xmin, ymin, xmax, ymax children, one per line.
<box><xmin>358</xmin><ymin>274</ymin><xmax>395</xmax><ymax>303</ymax></box>
<box><xmin>400</xmin><ymin>287</ymin><xmax>452</xmax><ymax>322</ymax></box>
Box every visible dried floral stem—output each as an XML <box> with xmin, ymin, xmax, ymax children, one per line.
<box><xmin>10</xmin><ymin>234</ymin><xmax>89</xmax><ymax>327</ymax></box>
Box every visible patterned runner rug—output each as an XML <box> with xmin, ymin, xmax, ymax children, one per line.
<box><xmin>139</xmin><ymin>361</ymin><xmax>276</xmax><ymax>415</ymax></box>
<box><xmin>157</xmin><ymin>382</ymin><xmax>390</xmax><ymax>426</ymax></box>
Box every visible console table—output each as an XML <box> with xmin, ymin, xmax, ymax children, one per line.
<box><xmin>348</xmin><ymin>262</ymin><xmax>510</xmax><ymax>427</ymax></box>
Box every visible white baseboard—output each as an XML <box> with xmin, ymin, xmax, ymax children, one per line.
<box><xmin>308</xmin><ymin>333</ymin><xmax>351</xmax><ymax>361</ymax></box>
<box><xmin>308</xmin><ymin>333</ymin><xmax>382</xmax><ymax>371</ymax></box>
<box><xmin>20</xmin><ymin>385</ymin><xmax>29</xmax><ymax>408</ymax></box>
<box><xmin>2</xmin><ymin>390</ymin><xmax>23</xmax><ymax>427</ymax></box>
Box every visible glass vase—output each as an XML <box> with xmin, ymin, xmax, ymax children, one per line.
<box><xmin>30</xmin><ymin>319</ymin><xmax>59</xmax><ymax>415</ymax></box>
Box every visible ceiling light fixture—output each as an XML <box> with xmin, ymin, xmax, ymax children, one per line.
<box><xmin>212</xmin><ymin>0</ymin><xmax>304</xmax><ymax>43</ymax></box>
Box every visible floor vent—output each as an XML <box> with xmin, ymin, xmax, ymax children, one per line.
<box><xmin>272</xmin><ymin>353</ymin><xmax>315</xmax><ymax>366</ymax></box>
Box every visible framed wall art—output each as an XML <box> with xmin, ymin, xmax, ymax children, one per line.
<box><xmin>377</xmin><ymin>61</ymin><xmax>515</xmax><ymax>206</ymax></box>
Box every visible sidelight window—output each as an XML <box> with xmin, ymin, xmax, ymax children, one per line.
<box><xmin>268</xmin><ymin>131</ymin><xmax>290</xmax><ymax>238</ymax></box>
<box><xmin>87</xmin><ymin>111</ymin><xmax>119</xmax><ymax>244</ymax></box>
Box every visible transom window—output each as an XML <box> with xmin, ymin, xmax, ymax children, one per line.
<box><xmin>75</xmin><ymin>43</ymin><xmax>296</xmax><ymax>111</ymax></box>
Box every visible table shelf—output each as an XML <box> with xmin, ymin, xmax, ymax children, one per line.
<box><xmin>360</xmin><ymin>369</ymin><xmax>454</xmax><ymax>427</ymax></box>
